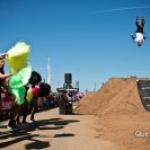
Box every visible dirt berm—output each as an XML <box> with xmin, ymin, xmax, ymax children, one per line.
<box><xmin>75</xmin><ymin>78</ymin><xmax>145</xmax><ymax>115</ymax></box>
<box><xmin>75</xmin><ymin>78</ymin><xmax>150</xmax><ymax>150</ymax></box>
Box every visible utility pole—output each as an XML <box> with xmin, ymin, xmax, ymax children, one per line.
<box><xmin>94</xmin><ymin>82</ymin><xmax>96</xmax><ymax>91</ymax></box>
<box><xmin>75</xmin><ymin>81</ymin><xmax>79</xmax><ymax>89</ymax></box>
<box><xmin>46</xmin><ymin>57</ymin><xmax>51</xmax><ymax>85</ymax></box>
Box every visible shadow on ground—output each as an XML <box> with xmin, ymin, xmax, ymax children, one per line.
<box><xmin>0</xmin><ymin>133</ymin><xmax>49</xmax><ymax>149</ymax></box>
<box><xmin>0</xmin><ymin>117</ymin><xmax>80</xmax><ymax>149</ymax></box>
<box><xmin>25</xmin><ymin>140</ymin><xmax>50</xmax><ymax>150</ymax></box>
<box><xmin>54</xmin><ymin>133</ymin><xmax>75</xmax><ymax>138</ymax></box>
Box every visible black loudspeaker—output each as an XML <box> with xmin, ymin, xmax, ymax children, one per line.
<box><xmin>64</xmin><ymin>73</ymin><xmax>72</xmax><ymax>84</ymax></box>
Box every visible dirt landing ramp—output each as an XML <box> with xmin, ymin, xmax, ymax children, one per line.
<box><xmin>75</xmin><ymin>78</ymin><xmax>146</xmax><ymax>115</ymax></box>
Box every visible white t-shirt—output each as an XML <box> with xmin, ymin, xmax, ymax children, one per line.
<box><xmin>135</xmin><ymin>33</ymin><xmax>144</xmax><ymax>42</ymax></box>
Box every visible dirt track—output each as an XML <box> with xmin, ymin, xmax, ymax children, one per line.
<box><xmin>0</xmin><ymin>108</ymin><xmax>120</xmax><ymax>150</ymax></box>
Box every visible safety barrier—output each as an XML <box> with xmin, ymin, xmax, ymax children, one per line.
<box><xmin>137</xmin><ymin>80</ymin><xmax>150</xmax><ymax>111</ymax></box>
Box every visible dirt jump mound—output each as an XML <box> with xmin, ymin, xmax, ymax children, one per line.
<box><xmin>75</xmin><ymin>78</ymin><xmax>145</xmax><ymax>115</ymax></box>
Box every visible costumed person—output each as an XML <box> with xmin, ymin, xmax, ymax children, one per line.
<box><xmin>23</xmin><ymin>74</ymin><xmax>51</xmax><ymax>123</ymax></box>
<box><xmin>6</xmin><ymin>42</ymin><xmax>32</xmax><ymax>130</ymax></box>
<box><xmin>19</xmin><ymin>71</ymin><xmax>42</xmax><ymax>124</ymax></box>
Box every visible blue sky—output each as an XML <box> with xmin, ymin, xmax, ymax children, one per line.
<box><xmin>0</xmin><ymin>0</ymin><xmax>150</xmax><ymax>92</ymax></box>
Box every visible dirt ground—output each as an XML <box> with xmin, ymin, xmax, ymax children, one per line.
<box><xmin>0</xmin><ymin>108</ymin><xmax>120</xmax><ymax>150</ymax></box>
<box><xmin>96</xmin><ymin>113</ymin><xmax>150</xmax><ymax>150</ymax></box>
<box><xmin>0</xmin><ymin>107</ymin><xmax>150</xmax><ymax>150</ymax></box>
